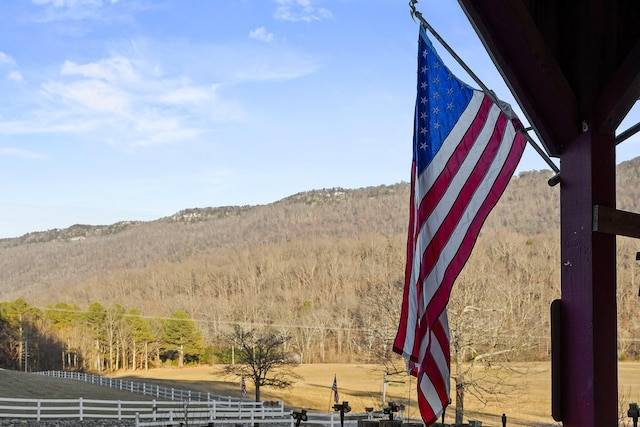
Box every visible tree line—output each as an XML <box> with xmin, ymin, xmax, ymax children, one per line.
<box><xmin>0</xmin><ymin>299</ymin><xmax>205</xmax><ymax>372</ymax></box>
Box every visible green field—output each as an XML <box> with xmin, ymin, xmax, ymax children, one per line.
<box><xmin>2</xmin><ymin>362</ymin><xmax>639</xmax><ymax>426</ymax></box>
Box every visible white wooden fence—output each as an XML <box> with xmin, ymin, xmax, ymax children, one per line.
<box><xmin>0</xmin><ymin>397</ymin><xmax>362</xmax><ymax>427</ymax></box>
<box><xmin>19</xmin><ymin>371</ymin><xmax>366</xmax><ymax>427</ymax></box>
<box><xmin>0</xmin><ymin>397</ymin><xmax>289</xmax><ymax>424</ymax></box>
<box><xmin>36</xmin><ymin>370</ymin><xmax>243</xmax><ymax>403</ymax></box>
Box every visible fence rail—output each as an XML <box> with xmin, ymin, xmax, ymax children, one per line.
<box><xmin>0</xmin><ymin>397</ymin><xmax>366</xmax><ymax>427</ymax></box>
<box><xmin>36</xmin><ymin>370</ymin><xmax>245</xmax><ymax>404</ymax></box>
<box><xmin>23</xmin><ymin>371</ymin><xmax>370</xmax><ymax>427</ymax></box>
<box><xmin>0</xmin><ymin>397</ymin><xmax>290</xmax><ymax>425</ymax></box>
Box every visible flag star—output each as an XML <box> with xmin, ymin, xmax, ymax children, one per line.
<box><xmin>433</xmin><ymin>62</ymin><xmax>441</xmax><ymax>70</ymax></box>
<box><xmin>420</xmin><ymin>111</ymin><xmax>427</xmax><ymax>120</ymax></box>
<box><xmin>433</xmin><ymin>122</ymin><xmax>441</xmax><ymax>129</ymax></box>
<box><xmin>420</xmin><ymin>127</ymin><xmax>427</xmax><ymax>135</ymax></box>
<box><xmin>420</xmin><ymin>141</ymin><xmax>428</xmax><ymax>150</ymax></box>
<box><xmin>447</xmin><ymin>72</ymin><xmax>452</xmax><ymax>80</ymax></box>
<box><xmin>433</xmin><ymin>106</ymin><xmax>441</xmax><ymax>115</ymax></box>
<box><xmin>447</xmin><ymin>102</ymin><xmax>454</xmax><ymax>110</ymax></box>
<box><xmin>422</xmin><ymin>49</ymin><xmax>427</xmax><ymax>58</ymax></box>
<box><xmin>421</xmin><ymin>65</ymin><xmax>428</xmax><ymax>74</ymax></box>
<box><xmin>432</xmin><ymin>92</ymin><xmax>441</xmax><ymax>100</ymax></box>
<box><xmin>421</xmin><ymin>81</ymin><xmax>427</xmax><ymax>89</ymax></box>
<box><xmin>421</xmin><ymin>96</ymin><xmax>427</xmax><ymax>104</ymax></box>
<box><xmin>447</xmin><ymin>88</ymin><xmax>454</xmax><ymax>95</ymax></box>
<box><xmin>432</xmin><ymin>76</ymin><xmax>440</xmax><ymax>85</ymax></box>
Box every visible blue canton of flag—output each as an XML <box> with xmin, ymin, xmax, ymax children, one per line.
<box><xmin>394</xmin><ymin>25</ymin><xmax>526</xmax><ymax>426</ymax></box>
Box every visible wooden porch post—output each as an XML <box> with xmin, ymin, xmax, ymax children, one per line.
<box><xmin>559</xmin><ymin>127</ymin><xmax>617</xmax><ymax>426</ymax></box>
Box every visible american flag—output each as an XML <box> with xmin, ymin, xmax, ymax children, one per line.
<box><xmin>393</xmin><ymin>26</ymin><xmax>526</xmax><ymax>426</ymax></box>
<box><xmin>332</xmin><ymin>375</ymin><xmax>339</xmax><ymax>403</ymax></box>
<box><xmin>241</xmin><ymin>375</ymin><xmax>247</xmax><ymax>398</ymax></box>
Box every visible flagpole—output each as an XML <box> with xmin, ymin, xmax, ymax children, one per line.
<box><xmin>408</xmin><ymin>0</ymin><xmax>560</xmax><ymax>177</ymax></box>
<box><xmin>407</xmin><ymin>373</ymin><xmax>411</xmax><ymax>422</ymax></box>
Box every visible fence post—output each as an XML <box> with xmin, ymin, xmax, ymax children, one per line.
<box><xmin>79</xmin><ymin>397</ymin><xmax>83</xmax><ymax>421</ymax></box>
<box><xmin>136</xmin><ymin>412</ymin><xmax>140</xmax><ymax>427</ymax></box>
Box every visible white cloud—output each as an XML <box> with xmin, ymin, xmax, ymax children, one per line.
<box><xmin>155</xmin><ymin>83</ymin><xmax>218</xmax><ymax>105</ymax></box>
<box><xmin>0</xmin><ymin>37</ymin><xmax>319</xmax><ymax>148</ymax></box>
<box><xmin>61</xmin><ymin>56</ymin><xmax>139</xmax><ymax>83</ymax></box>
<box><xmin>42</xmin><ymin>79</ymin><xmax>131</xmax><ymax>113</ymax></box>
<box><xmin>0</xmin><ymin>52</ymin><xmax>246</xmax><ymax>147</ymax></box>
<box><xmin>249</xmin><ymin>27</ymin><xmax>274</xmax><ymax>43</ymax></box>
<box><xmin>274</xmin><ymin>0</ymin><xmax>333</xmax><ymax>23</ymax></box>
<box><xmin>8</xmin><ymin>71</ymin><xmax>24</xmax><ymax>82</ymax></box>
<box><xmin>0</xmin><ymin>52</ymin><xmax>16</xmax><ymax>66</ymax></box>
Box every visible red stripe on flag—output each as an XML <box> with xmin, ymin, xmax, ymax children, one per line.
<box><xmin>393</xmin><ymin>160</ymin><xmax>418</xmax><ymax>356</ymax></box>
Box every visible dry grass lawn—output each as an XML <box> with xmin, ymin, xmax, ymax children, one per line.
<box><xmin>2</xmin><ymin>362</ymin><xmax>639</xmax><ymax>426</ymax></box>
<box><xmin>107</xmin><ymin>362</ymin><xmax>640</xmax><ymax>426</ymax></box>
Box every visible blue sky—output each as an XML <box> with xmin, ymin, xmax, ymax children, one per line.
<box><xmin>0</xmin><ymin>0</ymin><xmax>638</xmax><ymax>239</ymax></box>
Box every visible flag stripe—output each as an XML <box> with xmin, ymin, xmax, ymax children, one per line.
<box><xmin>394</xmin><ymin>160</ymin><xmax>419</xmax><ymax>358</ymax></box>
<box><xmin>417</xmin><ymin>312</ymin><xmax>450</xmax><ymax>426</ymax></box>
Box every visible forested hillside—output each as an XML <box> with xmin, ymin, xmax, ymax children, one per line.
<box><xmin>1</xmin><ymin>158</ymin><xmax>639</xmax><ymax>372</ymax></box>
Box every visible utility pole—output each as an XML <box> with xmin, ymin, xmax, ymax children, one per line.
<box><xmin>24</xmin><ymin>329</ymin><xmax>28</xmax><ymax>373</ymax></box>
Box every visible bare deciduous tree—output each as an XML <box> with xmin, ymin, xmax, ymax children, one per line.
<box><xmin>224</xmin><ymin>324</ymin><xmax>300</xmax><ymax>402</ymax></box>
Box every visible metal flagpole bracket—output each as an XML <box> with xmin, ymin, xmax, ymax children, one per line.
<box><xmin>408</xmin><ymin>0</ymin><xmax>560</xmax><ymax>183</ymax></box>
<box><xmin>409</xmin><ymin>0</ymin><xmax>419</xmax><ymax>22</ymax></box>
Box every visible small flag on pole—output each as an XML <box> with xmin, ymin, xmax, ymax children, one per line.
<box><xmin>241</xmin><ymin>375</ymin><xmax>247</xmax><ymax>398</ymax></box>
<box><xmin>393</xmin><ymin>25</ymin><xmax>526</xmax><ymax>426</ymax></box>
<box><xmin>332</xmin><ymin>374</ymin><xmax>339</xmax><ymax>403</ymax></box>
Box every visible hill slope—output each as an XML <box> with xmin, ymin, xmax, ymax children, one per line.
<box><xmin>0</xmin><ymin>158</ymin><xmax>639</xmax><ymax>364</ymax></box>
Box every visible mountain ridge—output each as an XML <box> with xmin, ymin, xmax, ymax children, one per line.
<box><xmin>1</xmin><ymin>158</ymin><xmax>639</xmax><ymax>313</ymax></box>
